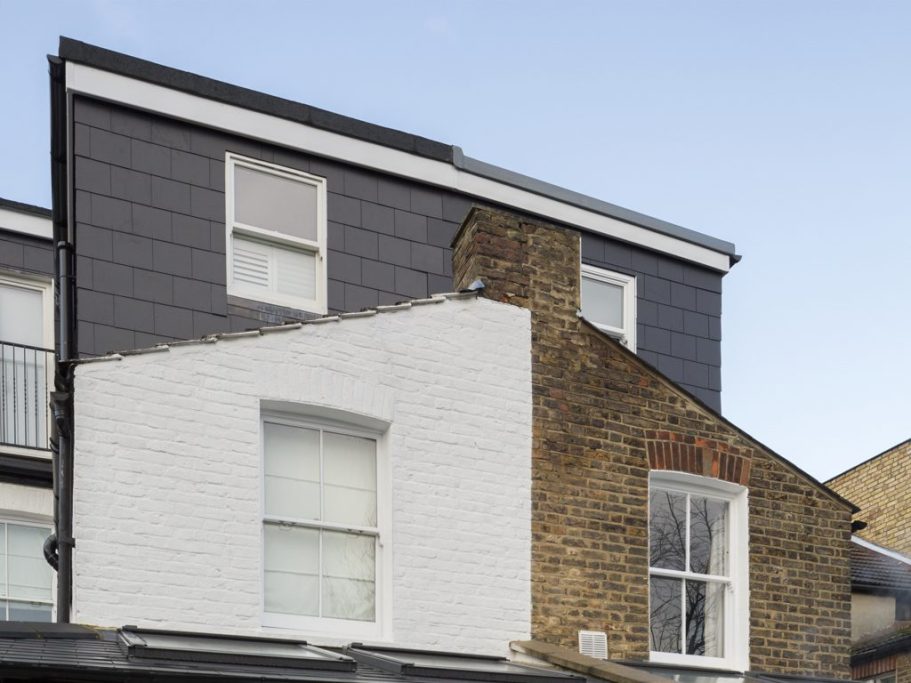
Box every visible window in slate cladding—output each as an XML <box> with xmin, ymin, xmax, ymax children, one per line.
<box><xmin>70</xmin><ymin>95</ymin><xmax>724</xmax><ymax>407</ymax></box>
<box><xmin>582</xmin><ymin>232</ymin><xmax>723</xmax><ymax>411</ymax></box>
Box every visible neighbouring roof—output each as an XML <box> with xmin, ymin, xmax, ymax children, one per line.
<box><xmin>825</xmin><ymin>437</ymin><xmax>911</xmax><ymax>486</ymax></box>
<box><xmin>56</xmin><ymin>37</ymin><xmax>738</xmax><ymax>263</ymax></box>
<box><xmin>0</xmin><ymin>624</ymin><xmax>581</xmax><ymax>683</ymax></box>
<box><xmin>0</xmin><ymin>196</ymin><xmax>52</xmax><ymax>218</ymax></box>
<box><xmin>852</xmin><ymin>622</ymin><xmax>911</xmax><ymax>663</ymax></box>
<box><xmin>851</xmin><ymin>536</ymin><xmax>911</xmax><ymax>593</ymax></box>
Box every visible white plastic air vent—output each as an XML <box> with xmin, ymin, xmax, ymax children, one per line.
<box><xmin>578</xmin><ymin>630</ymin><xmax>608</xmax><ymax>659</ymax></box>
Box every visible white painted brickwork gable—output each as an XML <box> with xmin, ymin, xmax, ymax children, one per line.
<box><xmin>72</xmin><ymin>296</ymin><xmax>531</xmax><ymax>655</ymax></box>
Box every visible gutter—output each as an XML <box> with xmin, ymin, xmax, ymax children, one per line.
<box><xmin>46</xmin><ymin>54</ymin><xmax>75</xmax><ymax>623</ymax></box>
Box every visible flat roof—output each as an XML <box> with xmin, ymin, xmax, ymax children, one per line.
<box><xmin>57</xmin><ymin>37</ymin><xmax>738</xmax><ymax>265</ymax></box>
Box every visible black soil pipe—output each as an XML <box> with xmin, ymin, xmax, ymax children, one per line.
<box><xmin>48</xmin><ymin>54</ymin><xmax>74</xmax><ymax>623</ymax></box>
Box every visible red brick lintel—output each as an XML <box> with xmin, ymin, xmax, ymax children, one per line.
<box><xmin>646</xmin><ymin>437</ymin><xmax>751</xmax><ymax>486</ymax></box>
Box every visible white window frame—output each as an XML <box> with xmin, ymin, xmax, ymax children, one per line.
<box><xmin>260</xmin><ymin>412</ymin><xmax>390</xmax><ymax>640</ymax></box>
<box><xmin>0</xmin><ymin>271</ymin><xmax>54</xmax><ymax>457</ymax></box>
<box><xmin>648</xmin><ymin>471</ymin><xmax>749</xmax><ymax>671</ymax></box>
<box><xmin>0</xmin><ymin>517</ymin><xmax>55</xmax><ymax>622</ymax></box>
<box><xmin>580</xmin><ymin>263</ymin><xmax>636</xmax><ymax>352</ymax></box>
<box><xmin>226</xmin><ymin>153</ymin><xmax>328</xmax><ymax>314</ymax></box>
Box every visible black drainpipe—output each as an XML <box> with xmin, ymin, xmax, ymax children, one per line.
<box><xmin>46</xmin><ymin>54</ymin><xmax>75</xmax><ymax>623</ymax></box>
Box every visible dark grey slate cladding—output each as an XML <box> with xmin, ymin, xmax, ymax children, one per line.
<box><xmin>71</xmin><ymin>95</ymin><xmax>722</xmax><ymax>408</ymax></box>
<box><xmin>581</xmin><ymin>233</ymin><xmax>722</xmax><ymax>411</ymax></box>
<box><xmin>0</xmin><ymin>230</ymin><xmax>54</xmax><ymax>279</ymax></box>
<box><xmin>71</xmin><ymin>95</ymin><xmax>469</xmax><ymax>358</ymax></box>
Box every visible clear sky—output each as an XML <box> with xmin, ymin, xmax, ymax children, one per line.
<box><xmin>1</xmin><ymin>0</ymin><xmax>908</xmax><ymax>481</ymax></box>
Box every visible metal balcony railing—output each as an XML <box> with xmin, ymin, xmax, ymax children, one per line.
<box><xmin>0</xmin><ymin>341</ymin><xmax>53</xmax><ymax>451</ymax></box>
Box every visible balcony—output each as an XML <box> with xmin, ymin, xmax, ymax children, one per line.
<box><xmin>0</xmin><ymin>341</ymin><xmax>53</xmax><ymax>453</ymax></box>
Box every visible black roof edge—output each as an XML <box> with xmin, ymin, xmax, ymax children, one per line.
<box><xmin>0</xmin><ymin>453</ymin><xmax>54</xmax><ymax>488</ymax></box>
<box><xmin>577</xmin><ymin>316</ymin><xmax>860</xmax><ymax>514</ymax></box>
<box><xmin>0</xmin><ymin>196</ymin><xmax>52</xmax><ymax>218</ymax></box>
<box><xmin>852</xmin><ymin>583</ymin><xmax>911</xmax><ymax>595</ymax></box>
<box><xmin>57</xmin><ymin>37</ymin><xmax>738</xmax><ymax>265</ymax></box>
<box><xmin>852</xmin><ymin>630</ymin><xmax>911</xmax><ymax>664</ymax></box>
<box><xmin>57</xmin><ymin>37</ymin><xmax>454</xmax><ymax>164</ymax></box>
<box><xmin>826</xmin><ymin>436</ymin><xmax>911</xmax><ymax>485</ymax></box>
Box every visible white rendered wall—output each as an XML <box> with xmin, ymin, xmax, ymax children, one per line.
<box><xmin>72</xmin><ymin>296</ymin><xmax>531</xmax><ymax>655</ymax></box>
<box><xmin>851</xmin><ymin>593</ymin><xmax>896</xmax><ymax>640</ymax></box>
<box><xmin>0</xmin><ymin>482</ymin><xmax>53</xmax><ymax>521</ymax></box>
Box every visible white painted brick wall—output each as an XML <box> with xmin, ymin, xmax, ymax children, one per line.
<box><xmin>0</xmin><ymin>481</ymin><xmax>53</xmax><ymax>520</ymax></box>
<box><xmin>73</xmin><ymin>296</ymin><xmax>531</xmax><ymax>655</ymax></box>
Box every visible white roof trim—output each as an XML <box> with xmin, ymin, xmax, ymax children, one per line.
<box><xmin>853</xmin><ymin>535</ymin><xmax>911</xmax><ymax>566</ymax></box>
<box><xmin>0</xmin><ymin>207</ymin><xmax>53</xmax><ymax>240</ymax></box>
<box><xmin>66</xmin><ymin>62</ymin><xmax>731</xmax><ymax>273</ymax></box>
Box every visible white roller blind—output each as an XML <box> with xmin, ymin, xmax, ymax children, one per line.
<box><xmin>323</xmin><ymin>432</ymin><xmax>377</xmax><ymax>527</ymax></box>
<box><xmin>581</xmin><ymin>275</ymin><xmax>623</xmax><ymax>330</ymax></box>
<box><xmin>6</xmin><ymin>525</ymin><xmax>52</xmax><ymax>602</ymax></box>
<box><xmin>0</xmin><ymin>283</ymin><xmax>43</xmax><ymax>347</ymax></box>
<box><xmin>264</xmin><ymin>423</ymin><xmax>320</xmax><ymax>521</ymax></box>
<box><xmin>264</xmin><ymin>525</ymin><xmax>319</xmax><ymax>616</ymax></box>
<box><xmin>234</xmin><ymin>165</ymin><xmax>319</xmax><ymax>241</ymax></box>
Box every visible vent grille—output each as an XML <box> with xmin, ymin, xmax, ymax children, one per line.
<box><xmin>578</xmin><ymin>631</ymin><xmax>607</xmax><ymax>659</ymax></box>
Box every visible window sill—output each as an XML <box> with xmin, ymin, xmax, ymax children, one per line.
<box><xmin>650</xmin><ymin>652</ymin><xmax>746</xmax><ymax>672</ymax></box>
<box><xmin>262</xmin><ymin>613</ymin><xmax>384</xmax><ymax>642</ymax></box>
<box><xmin>227</xmin><ymin>286</ymin><xmax>326</xmax><ymax>316</ymax></box>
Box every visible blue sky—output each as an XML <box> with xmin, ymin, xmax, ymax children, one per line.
<box><xmin>1</xmin><ymin>1</ymin><xmax>908</xmax><ymax>480</ymax></box>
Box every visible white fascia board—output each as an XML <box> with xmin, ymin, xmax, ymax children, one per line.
<box><xmin>852</xmin><ymin>535</ymin><xmax>911</xmax><ymax>566</ymax></box>
<box><xmin>66</xmin><ymin>62</ymin><xmax>730</xmax><ymax>273</ymax></box>
<box><xmin>0</xmin><ymin>207</ymin><xmax>52</xmax><ymax>240</ymax></box>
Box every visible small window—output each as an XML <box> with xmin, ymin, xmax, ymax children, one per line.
<box><xmin>648</xmin><ymin>472</ymin><xmax>748</xmax><ymax>670</ymax></box>
<box><xmin>580</xmin><ymin>264</ymin><xmax>636</xmax><ymax>351</ymax></box>
<box><xmin>0</xmin><ymin>520</ymin><xmax>54</xmax><ymax>621</ymax></box>
<box><xmin>226</xmin><ymin>154</ymin><xmax>327</xmax><ymax>313</ymax></box>
<box><xmin>262</xmin><ymin>416</ymin><xmax>383</xmax><ymax>638</ymax></box>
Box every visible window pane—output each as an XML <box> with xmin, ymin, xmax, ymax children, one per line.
<box><xmin>264</xmin><ymin>423</ymin><xmax>320</xmax><ymax>520</ymax></box>
<box><xmin>685</xmin><ymin>580</ymin><xmax>725</xmax><ymax>657</ymax></box>
<box><xmin>323</xmin><ymin>432</ymin><xmax>376</xmax><ymax>527</ymax></box>
<box><xmin>0</xmin><ymin>283</ymin><xmax>43</xmax><ymax>347</ymax></box>
<box><xmin>322</xmin><ymin>531</ymin><xmax>375</xmax><ymax>621</ymax></box>
<box><xmin>0</xmin><ymin>525</ymin><xmax>6</xmax><ymax>598</ymax></box>
<box><xmin>8</xmin><ymin>601</ymin><xmax>52</xmax><ymax>622</ymax></box>
<box><xmin>650</xmin><ymin>576</ymin><xmax>682</xmax><ymax>654</ymax></box>
<box><xmin>235</xmin><ymin>165</ymin><xmax>318</xmax><ymax>242</ymax></box>
<box><xmin>649</xmin><ymin>489</ymin><xmax>686</xmax><ymax>570</ymax></box>
<box><xmin>274</xmin><ymin>247</ymin><xmax>316</xmax><ymax>300</ymax></box>
<box><xmin>7</xmin><ymin>525</ymin><xmax>52</xmax><ymax>602</ymax></box>
<box><xmin>581</xmin><ymin>276</ymin><xmax>623</xmax><ymax>330</ymax></box>
<box><xmin>689</xmin><ymin>496</ymin><xmax>728</xmax><ymax>575</ymax></box>
<box><xmin>264</xmin><ymin>525</ymin><xmax>319</xmax><ymax>616</ymax></box>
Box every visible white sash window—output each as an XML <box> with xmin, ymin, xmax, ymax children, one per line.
<box><xmin>226</xmin><ymin>154</ymin><xmax>327</xmax><ymax>313</ymax></box>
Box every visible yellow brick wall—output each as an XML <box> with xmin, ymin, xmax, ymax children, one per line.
<box><xmin>453</xmin><ymin>207</ymin><xmax>853</xmax><ymax>678</ymax></box>
<box><xmin>828</xmin><ymin>440</ymin><xmax>911</xmax><ymax>555</ymax></box>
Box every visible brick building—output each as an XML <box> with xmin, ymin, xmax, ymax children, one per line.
<box><xmin>828</xmin><ymin>440</ymin><xmax>911</xmax><ymax>557</ymax></box>
<box><xmin>0</xmin><ymin>35</ymin><xmax>860</xmax><ymax>683</ymax></box>
<box><xmin>828</xmin><ymin>442</ymin><xmax>911</xmax><ymax>683</ymax></box>
<box><xmin>452</xmin><ymin>207</ymin><xmax>855</xmax><ymax>678</ymax></box>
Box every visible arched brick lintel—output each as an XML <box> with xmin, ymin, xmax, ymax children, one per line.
<box><xmin>645</xmin><ymin>431</ymin><xmax>751</xmax><ymax>486</ymax></box>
